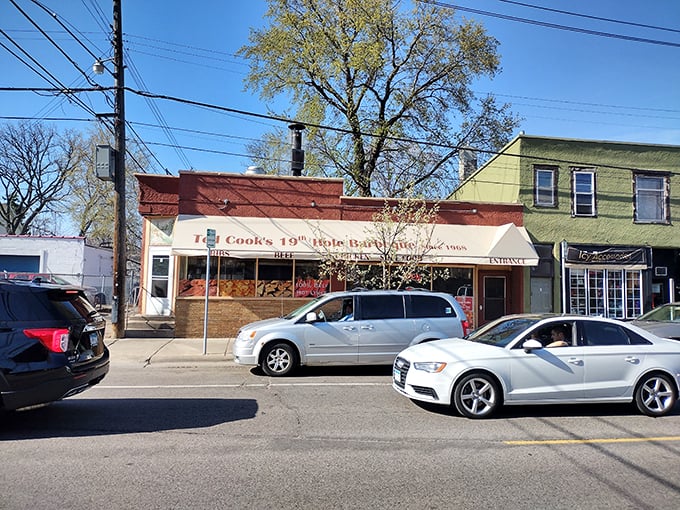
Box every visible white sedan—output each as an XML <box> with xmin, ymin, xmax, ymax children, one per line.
<box><xmin>393</xmin><ymin>314</ymin><xmax>680</xmax><ymax>419</ymax></box>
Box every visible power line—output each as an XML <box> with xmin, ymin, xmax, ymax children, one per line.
<box><xmin>495</xmin><ymin>0</ymin><xmax>680</xmax><ymax>35</ymax></box>
<box><xmin>124</xmin><ymin>49</ymin><xmax>191</xmax><ymax>170</ymax></box>
<box><xmin>421</xmin><ymin>1</ymin><xmax>680</xmax><ymax>48</ymax></box>
<box><xmin>9</xmin><ymin>0</ymin><xmax>100</xmax><ymax>88</ymax></box>
<box><xmin>0</xmin><ymin>32</ymin><xmax>99</xmax><ymax>119</ymax></box>
<box><xmin>3</xmin><ymin>85</ymin><xmax>677</xmax><ymax>175</ymax></box>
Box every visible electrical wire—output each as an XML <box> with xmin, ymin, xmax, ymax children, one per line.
<box><xmin>421</xmin><ymin>1</ymin><xmax>680</xmax><ymax>48</ymax></box>
<box><xmin>494</xmin><ymin>0</ymin><xmax>680</xmax><ymax>34</ymax></box>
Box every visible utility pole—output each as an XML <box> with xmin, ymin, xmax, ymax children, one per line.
<box><xmin>111</xmin><ymin>0</ymin><xmax>127</xmax><ymax>338</ymax></box>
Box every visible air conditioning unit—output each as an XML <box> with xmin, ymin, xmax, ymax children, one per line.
<box><xmin>654</xmin><ymin>266</ymin><xmax>668</xmax><ymax>277</ymax></box>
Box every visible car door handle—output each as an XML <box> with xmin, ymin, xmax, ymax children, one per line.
<box><xmin>342</xmin><ymin>326</ymin><xmax>356</xmax><ymax>331</ymax></box>
<box><xmin>625</xmin><ymin>356</ymin><xmax>640</xmax><ymax>364</ymax></box>
<box><xmin>567</xmin><ymin>357</ymin><xmax>583</xmax><ymax>365</ymax></box>
<box><xmin>361</xmin><ymin>325</ymin><xmax>374</xmax><ymax>330</ymax></box>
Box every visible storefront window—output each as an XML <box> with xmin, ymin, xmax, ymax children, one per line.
<box><xmin>569</xmin><ymin>268</ymin><xmax>641</xmax><ymax>318</ymax></box>
<box><xmin>626</xmin><ymin>271</ymin><xmax>642</xmax><ymax>317</ymax></box>
<box><xmin>178</xmin><ymin>256</ymin><xmax>218</xmax><ymax>297</ymax></box>
<box><xmin>257</xmin><ymin>259</ymin><xmax>293</xmax><ymax>297</ymax></box>
<box><xmin>294</xmin><ymin>261</ymin><xmax>330</xmax><ymax>297</ymax></box>
<box><xmin>607</xmin><ymin>270</ymin><xmax>624</xmax><ymax>318</ymax></box>
<box><xmin>570</xmin><ymin>269</ymin><xmax>587</xmax><ymax>315</ymax></box>
<box><xmin>218</xmin><ymin>258</ymin><xmax>256</xmax><ymax>297</ymax></box>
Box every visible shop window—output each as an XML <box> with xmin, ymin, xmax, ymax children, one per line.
<box><xmin>534</xmin><ymin>166</ymin><xmax>557</xmax><ymax>207</ymax></box>
<box><xmin>258</xmin><ymin>259</ymin><xmax>293</xmax><ymax>297</ymax></box>
<box><xmin>569</xmin><ymin>268</ymin><xmax>641</xmax><ymax>318</ymax></box>
<box><xmin>626</xmin><ymin>271</ymin><xmax>642</xmax><ymax>318</ymax></box>
<box><xmin>294</xmin><ymin>261</ymin><xmax>330</xmax><ymax>297</ymax></box>
<box><xmin>572</xmin><ymin>169</ymin><xmax>596</xmax><ymax>217</ymax></box>
<box><xmin>218</xmin><ymin>258</ymin><xmax>256</xmax><ymax>297</ymax></box>
<box><xmin>178</xmin><ymin>256</ymin><xmax>218</xmax><ymax>297</ymax></box>
<box><xmin>569</xmin><ymin>269</ymin><xmax>587</xmax><ymax>315</ymax></box>
<box><xmin>634</xmin><ymin>173</ymin><xmax>669</xmax><ymax>223</ymax></box>
<box><xmin>607</xmin><ymin>270</ymin><xmax>624</xmax><ymax>318</ymax></box>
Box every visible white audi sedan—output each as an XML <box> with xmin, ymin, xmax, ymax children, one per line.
<box><xmin>393</xmin><ymin>314</ymin><xmax>680</xmax><ymax>419</ymax></box>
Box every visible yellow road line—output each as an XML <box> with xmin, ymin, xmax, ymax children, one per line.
<box><xmin>505</xmin><ymin>436</ymin><xmax>680</xmax><ymax>446</ymax></box>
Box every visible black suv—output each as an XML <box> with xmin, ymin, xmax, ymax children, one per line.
<box><xmin>0</xmin><ymin>279</ymin><xmax>109</xmax><ymax>412</ymax></box>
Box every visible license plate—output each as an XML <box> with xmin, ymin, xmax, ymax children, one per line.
<box><xmin>90</xmin><ymin>332</ymin><xmax>99</xmax><ymax>347</ymax></box>
<box><xmin>393</xmin><ymin>368</ymin><xmax>401</xmax><ymax>381</ymax></box>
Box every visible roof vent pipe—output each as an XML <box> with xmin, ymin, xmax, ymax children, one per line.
<box><xmin>288</xmin><ymin>123</ymin><xmax>305</xmax><ymax>176</ymax></box>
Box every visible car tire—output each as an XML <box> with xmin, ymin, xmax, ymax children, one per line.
<box><xmin>453</xmin><ymin>372</ymin><xmax>500</xmax><ymax>419</ymax></box>
<box><xmin>634</xmin><ymin>373</ymin><xmax>677</xmax><ymax>417</ymax></box>
<box><xmin>261</xmin><ymin>342</ymin><xmax>297</xmax><ymax>377</ymax></box>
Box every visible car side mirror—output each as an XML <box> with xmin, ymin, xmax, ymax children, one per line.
<box><xmin>305</xmin><ymin>312</ymin><xmax>318</xmax><ymax>323</ymax></box>
<box><xmin>522</xmin><ymin>339</ymin><xmax>543</xmax><ymax>353</ymax></box>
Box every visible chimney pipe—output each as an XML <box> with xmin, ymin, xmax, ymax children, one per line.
<box><xmin>288</xmin><ymin>123</ymin><xmax>305</xmax><ymax>176</ymax></box>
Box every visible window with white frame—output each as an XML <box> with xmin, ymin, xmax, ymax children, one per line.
<box><xmin>634</xmin><ymin>173</ymin><xmax>668</xmax><ymax>223</ymax></box>
<box><xmin>534</xmin><ymin>166</ymin><xmax>556</xmax><ymax>207</ymax></box>
<box><xmin>572</xmin><ymin>169</ymin><xmax>596</xmax><ymax>216</ymax></box>
<box><xmin>569</xmin><ymin>268</ymin><xmax>641</xmax><ymax>318</ymax></box>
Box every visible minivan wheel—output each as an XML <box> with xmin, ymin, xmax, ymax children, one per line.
<box><xmin>634</xmin><ymin>373</ymin><xmax>676</xmax><ymax>417</ymax></box>
<box><xmin>453</xmin><ymin>372</ymin><xmax>500</xmax><ymax>419</ymax></box>
<box><xmin>261</xmin><ymin>343</ymin><xmax>297</xmax><ymax>376</ymax></box>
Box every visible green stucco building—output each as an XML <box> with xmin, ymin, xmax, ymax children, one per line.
<box><xmin>452</xmin><ymin>134</ymin><xmax>680</xmax><ymax>317</ymax></box>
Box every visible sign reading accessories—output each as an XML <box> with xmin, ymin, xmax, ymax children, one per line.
<box><xmin>565</xmin><ymin>244</ymin><xmax>650</xmax><ymax>269</ymax></box>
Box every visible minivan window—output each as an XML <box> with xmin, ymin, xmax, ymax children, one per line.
<box><xmin>359</xmin><ymin>295</ymin><xmax>404</xmax><ymax>320</ymax></box>
<box><xmin>407</xmin><ymin>295</ymin><xmax>456</xmax><ymax>318</ymax></box>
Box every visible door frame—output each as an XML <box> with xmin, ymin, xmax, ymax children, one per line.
<box><xmin>477</xmin><ymin>270</ymin><xmax>510</xmax><ymax>326</ymax></box>
<box><xmin>145</xmin><ymin>247</ymin><xmax>174</xmax><ymax>316</ymax></box>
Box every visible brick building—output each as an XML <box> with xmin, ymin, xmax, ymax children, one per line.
<box><xmin>136</xmin><ymin>170</ymin><xmax>538</xmax><ymax>337</ymax></box>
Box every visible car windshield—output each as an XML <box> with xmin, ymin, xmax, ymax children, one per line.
<box><xmin>467</xmin><ymin>317</ymin><xmax>542</xmax><ymax>347</ymax></box>
<box><xmin>283</xmin><ymin>295</ymin><xmax>327</xmax><ymax>319</ymax></box>
<box><xmin>637</xmin><ymin>304</ymin><xmax>679</xmax><ymax>322</ymax></box>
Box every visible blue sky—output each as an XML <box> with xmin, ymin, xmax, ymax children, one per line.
<box><xmin>2</xmin><ymin>0</ymin><xmax>679</xmax><ymax>177</ymax></box>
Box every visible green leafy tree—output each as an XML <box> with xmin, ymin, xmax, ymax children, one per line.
<box><xmin>0</xmin><ymin>121</ymin><xmax>81</xmax><ymax>235</ymax></box>
<box><xmin>240</xmin><ymin>0</ymin><xmax>519</xmax><ymax>197</ymax></box>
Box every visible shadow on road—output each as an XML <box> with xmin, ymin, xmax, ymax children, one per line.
<box><xmin>0</xmin><ymin>397</ymin><xmax>258</xmax><ymax>440</ymax></box>
<box><xmin>411</xmin><ymin>399</ymin><xmax>680</xmax><ymax>419</ymax></box>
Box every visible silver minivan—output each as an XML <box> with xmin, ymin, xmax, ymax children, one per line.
<box><xmin>233</xmin><ymin>289</ymin><xmax>470</xmax><ymax>376</ymax></box>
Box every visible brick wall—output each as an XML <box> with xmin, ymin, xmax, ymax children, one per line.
<box><xmin>175</xmin><ymin>297</ymin><xmax>311</xmax><ymax>337</ymax></box>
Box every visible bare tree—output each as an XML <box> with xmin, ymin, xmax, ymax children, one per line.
<box><xmin>0</xmin><ymin>122</ymin><xmax>82</xmax><ymax>235</ymax></box>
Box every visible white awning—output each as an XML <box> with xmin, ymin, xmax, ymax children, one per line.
<box><xmin>170</xmin><ymin>215</ymin><xmax>538</xmax><ymax>266</ymax></box>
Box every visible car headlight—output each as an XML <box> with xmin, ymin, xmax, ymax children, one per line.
<box><xmin>413</xmin><ymin>361</ymin><xmax>447</xmax><ymax>373</ymax></box>
<box><xmin>236</xmin><ymin>330</ymin><xmax>257</xmax><ymax>343</ymax></box>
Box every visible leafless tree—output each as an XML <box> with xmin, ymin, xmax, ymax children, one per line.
<box><xmin>0</xmin><ymin>122</ymin><xmax>81</xmax><ymax>234</ymax></box>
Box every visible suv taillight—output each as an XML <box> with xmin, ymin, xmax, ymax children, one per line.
<box><xmin>24</xmin><ymin>328</ymin><xmax>70</xmax><ymax>353</ymax></box>
<box><xmin>461</xmin><ymin>320</ymin><xmax>470</xmax><ymax>336</ymax></box>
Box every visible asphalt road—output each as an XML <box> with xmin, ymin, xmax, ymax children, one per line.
<box><xmin>2</xmin><ymin>362</ymin><xmax>679</xmax><ymax>510</ymax></box>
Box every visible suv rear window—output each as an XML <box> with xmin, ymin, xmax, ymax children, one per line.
<box><xmin>0</xmin><ymin>285</ymin><xmax>95</xmax><ymax>322</ymax></box>
<box><xmin>407</xmin><ymin>295</ymin><xmax>457</xmax><ymax>318</ymax></box>
<box><xmin>359</xmin><ymin>295</ymin><xmax>404</xmax><ymax>320</ymax></box>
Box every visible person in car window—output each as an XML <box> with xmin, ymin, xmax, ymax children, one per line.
<box><xmin>339</xmin><ymin>300</ymin><xmax>353</xmax><ymax>321</ymax></box>
<box><xmin>547</xmin><ymin>325</ymin><xmax>570</xmax><ymax>347</ymax></box>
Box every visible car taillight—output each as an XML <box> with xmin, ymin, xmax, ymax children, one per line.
<box><xmin>461</xmin><ymin>320</ymin><xmax>470</xmax><ymax>336</ymax></box>
<box><xmin>24</xmin><ymin>328</ymin><xmax>70</xmax><ymax>353</ymax></box>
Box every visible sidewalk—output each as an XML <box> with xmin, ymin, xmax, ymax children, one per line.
<box><xmin>105</xmin><ymin>336</ymin><xmax>237</xmax><ymax>367</ymax></box>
